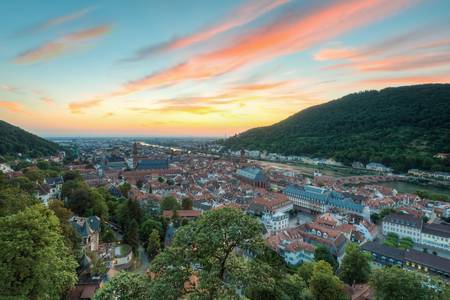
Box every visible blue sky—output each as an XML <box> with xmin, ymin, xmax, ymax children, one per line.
<box><xmin>0</xmin><ymin>0</ymin><xmax>449</xmax><ymax>136</ymax></box>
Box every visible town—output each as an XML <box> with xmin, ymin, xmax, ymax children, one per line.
<box><xmin>1</xmin><ymin>137</ymin><xmax>449</xmax><ymax>299</ymax></box>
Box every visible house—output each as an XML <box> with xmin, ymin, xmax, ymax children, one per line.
<box><xmin>382</xmin><ymin>213</ymin><xmax>450</xmax><ymax>251</ymax></box>
<box><xmin>284</xmin><ymin>185</ymin><xmax>364</xmax><ymax>215</ymax></box>
<box><xmin>135</xmin><ymin>158</ymin><xmax>169</xmax><ymax>170</ymax></box>
<box><xmin>366</xmin><ymin>163</ymin><xmax>392</xmax><ymax>173</ymax></box>
<box><xmin>162</xmin><ymin>210</ymin><xmax>201</xmax><ymax>219</ymax></box>
<box><xmin>362</xmin><ymin>241</ymin><xmax>450</xmax><ymax>278</ymax></box>
<box><xmin>247</xmin><ymin>194</ymin><xmax>293</xmax><ymax>215</ymax></box>
<box><xmin>70</xmin><ymin>216</ymin><xmax>101</xmax><ymax>251</ymax></box>
<box><xmin>262</xmin><ymin>212</ymin><xmax>289</xmax><ymax>234</ymax></box>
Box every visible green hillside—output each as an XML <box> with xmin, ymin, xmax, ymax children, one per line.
<box><xmin>0</xmin><ymin>120</ymin><xmax>59</xmax><ymax>158</ymax></box>
<box><xmin>223</xmin><ymin>84</ymin><xmax>450</xmax><ymax>172</ymax></box>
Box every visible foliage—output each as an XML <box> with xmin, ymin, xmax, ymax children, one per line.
<box><xmin>0</xmin><ymin>120</ymin><xmax>59</xmax><ymax>158</ymax></box>
<box><xmin>222</xmin><ymin>84</ymin><xmax>450</xmax><ymax>172</ymax></box>
<box><xmin>297</xmin><ymin>262</ymin><xmax>315</xmax><ymax>283</ymax></box>
<box><xmin>339</xmin><ymin>243</ymin><xmax>371</xmax><ymax>285</ymax></box>
<box><xmin>0</xmin><ymin>187</ymin><xmax>38</xmax><ymax>217</ymax></box>
<box><xmin>383</xmin><ymin>233</ymin><xmax>414</xmax><ymax>249</ymax></box>
<box><xmin>119</xmin><ymin>183</ymin><xmax>131</xmax><ymax>198</ymax></box>
<box><xmin>161</xmin><ymin>196</ymin><xmax>181</xmax><ymax>211</ymax></box>
<box><xmin>148</xmin><ymin>208</ymin><xmax>264</xmax><ymax>299</ymax></box>
<box><xmin>139</xmin><ymin>218</ymin><xmax>163</xmax><ymax>244</ymax></box>
<box><xmin>309</xmin><ymin>261</ymin><xmax>347</xmax><ymax>300</ymax></box>
<box><xmin>124</xmin><ymin>219</ymin><xmax>139</xmax><ymax>252</ymax></box>
<box><xmin>416</xmin><ymin>190</ymin><xmax>450</xmax><ymax>203</ymax></box>
<box><xmin>370</xmin><ymin>266</ymin><xmax>429</xmax><ymax>300</ymax></box>
<box><xmin>0</xmin><ymin>205</ymin><xmax>77</xmax><ymax>299</ymax></box>
<box><xmin>94</xmin><ymin>271</ymin><xmax>151</xmax><ymax>300</ymax></box>
<box><xmin>181</xmin><ymin>197</ymin><xmax>193</xmax><ymax>210</ymax></box>
<box><xmin>146</xmin><ymin>229</ymin><xmax>161</xmax><ymax>260</ymax></box>
<box><xmin>314</xmin><ymin>245</ymin><xmax>338</xmax><ymax>271</ymax></box>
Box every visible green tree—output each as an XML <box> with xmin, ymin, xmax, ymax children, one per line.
<box><xmin>314</xmin><ymin>245</ymin><xmax>338</xmax><ymax>271</ymax></box>
<box><xmin>124</xmin><ymin>219</ymin><xmax>139</xmax><ymax>252</ymax></box>
<box><xmin>370</xmin><ymin>266</ymin><xmax>428</xmax><ymax>300</ymax></box>
<box><xmin>0</xmin><ymin>205</ymin><xmax>77</xmax><ymax>299</ymax></box>
<box><xmin>161</xmin><ymin>196</ymin><xmax>181</xmax><ymax>211</ymax></box>
<box><xmin>146</xmin><ymin>229</ymin><xmax>161</xmax><ymax>260</ymax></box>
<box><xmin>181</xmin><ymin>197</ymin><xmax>193</xmax><ymax>210</ymax></box>
<box><xmin>309</xmin><ymin>261</ymin><xmax>347</xmax><ymax>300</ymax></box>
<box><xmin>0</xmin><ymin>187</ymin><xmax>38</xmax><ymax>217</ymax></box>
<box><xmin>94</xmin><ymin>271</ymin><xmax>151</xmax><ymax>300</ymax></box>
<box><xmin>339</xmin><ymin>243</ymin><xmax>371</xmax><ymax>285</ymax></box>
<box><xmin>119</xmin><ymin>182</ymin><xmax>131</xmax><ymax>198</ymax></box>
<box><xmin>63</xmin><ymin>170</ymin><xmax>81</xmax><ymax>181</ymax></box>
<box><xmin>149</xmin><ymin>208</ymin><xmax>263</xmax><ymax>299</ymax></box>
<box><xmin>297</xmin><ymin>261</ymin><xmax>315</xmax><ymax>283</ymax></box>
<box><xmin>139</xmin><ymin>218</ymin><xmax>163</xmax><ymax>243</ymax></box>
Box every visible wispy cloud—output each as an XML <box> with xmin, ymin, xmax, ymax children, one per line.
<box><xmin>0</xmin><ymin>101</ymin><xmax>29</xmax><ymax>114</ymax></box>
<box><xmin>316</xmin><ymin>21</ymin><xmax>450</xmax><ymax>73</ymax></box>
<box><xmin>360</xmin><ymin>74</ymin><xmax>450</xmax><ymax>86</ymax></box>
<box><xmin>102</xmin><ymin>112</ymin><xmax>114</xmax><ymax>118</ymax></box>
<box><xmin>16</xmin><ymin>6</ymin><xmax>96</xmax><ymax>36</ymax></box>
<box><xmin>124</xmin><ymin>0</ymin><xmax>288</xmax><ymax>61</ymax></box>
<box><xmin>71</xmin><ymin>0</ymin><xmax>410</xmax><ymax>112</ymax></box>
<box><xmin>0</xmin><ymin>84</ymin><xmax>21</xmax><ymax>94</ymax></box>
<box><xmin>15</xmin><ymin>24</ymin><xmax>111</xmax><ymax>64</ymax></box>
<box><xmin>129</xmin><ymin>105</ymin><xmax>220</xmax><ymax>115</ymax></box>
<box><xmin>40</xmin><ymin>96</ymin><xmax>54</xmax><ymax>104</ymax></box>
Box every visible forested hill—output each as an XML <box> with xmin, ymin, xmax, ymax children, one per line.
<box><xmin>223</xmin><ymin>84</ymin><xmax>450</xmax><ymax>172</ymax></box>
<box><xmin>0</xmin><ymin>120</ymin><xmax>59</xmax><ymax>158</ymax></box>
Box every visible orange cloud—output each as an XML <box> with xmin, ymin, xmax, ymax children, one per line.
<box><xmin>314</xmin><ymin>47</ymin><xmax>357</xmax><ymax>61</ymax></box>
<box><xmin>361</xmin><ymin>75</ymin><xmax>450</xmax><ymax>86</ymax></box>
<box><xmin>72</xmin><ymin>0</ymin><xmax>410</xmax><ymax>112</ymax></box>
<box><xmin>15</xmin><ymin>24</ymin><xmax>111</xmax><ymax>63</ymax></box>
<box><xmin>129</xmin><ymin>105</ymin><xmax>220</xmax><ymax>115</ymax></box>
<box><xmin>0</xmin><ymin>101</ymin><xmax>29</xmax><ymax>114</ymax></box>
<box><xmin>126</xmin><ymin>0</ymin><xmax>288</xmax><ymax>60</ymax></box>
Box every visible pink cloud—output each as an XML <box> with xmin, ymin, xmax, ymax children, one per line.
<box><xmin>71</xmin><ymin>0</ymin><xmax>411</xmax><ymax>112</ymax></box>
<box><xmin>126</xmin><ymin>0</ymin><xmax>289</xmax><ymax>60</ymax></box>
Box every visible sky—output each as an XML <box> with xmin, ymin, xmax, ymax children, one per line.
<box><xmin>0</xmin><ymin>0</ymin><xmax>449</xmax><ymax>137</ymax></box>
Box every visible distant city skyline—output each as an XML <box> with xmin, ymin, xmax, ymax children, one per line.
<box><xmin>1</xmin><ymin>0</ymin><xmax>450</xmax><ymax>136</ymax></box>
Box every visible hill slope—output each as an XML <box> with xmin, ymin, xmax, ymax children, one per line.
<box><xmin>223</xmin><ymin>84</ymin><xmax>450</xmax><ymax>172</ymax></box>
<box><xmin>0</xmin><ymin>120</ymin><xmax>59</xmax><ymax>158</ymax></box>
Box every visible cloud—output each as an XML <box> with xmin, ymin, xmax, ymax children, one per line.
<box><xmin>16</xmin><ymin>7</ymin><xmax>96</xmax><ymax>36</ymax></box>
<box><xmin>0</xmin><ymin>101</ymin><xmax>29</xmax><ymax>114</ymax></box>
<box><xmin>316</xmin><ymin>21</ymin><xmax>450</xmax><ymax>72</ymax></box>
<box><xmin>361</xmin><ymin>74</ymin><xmax>450</xmax><ymax>86</ymax></box>
<box><xmin>71</xmin><ymin>0</ymin><xmax>410</xmax><ymax>112</ymax></box>
<box><xmin>0</xmin><ymin>84</ymin><xmax>21</xmax><ymax>94</ymax></box>
<box><xmin>124</xmin><ymin>0</ymin><xmax>289</xmax><ymax>61</ymax></box>
<box><xmin>15</xmin><ymin>24</ymin><xmax>111</xmax><ymax>64</ymax></box>
<box><xmin>129</xmin><ymin>105</ymin><xmax>220</xmax><ymax>115</ymax></box>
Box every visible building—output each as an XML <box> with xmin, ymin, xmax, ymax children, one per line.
<box><xmin>362</xmin><ymin>241</ymin><xmax>450</xmax><ymax>278</ymax></box>
<box><xmin>248</xmin><ymin>194</ymin><xmax>293</xmax><ymax>215</ymax></box>
<box><xmin>236</xmin><ymin>167</ymin><xmax>267</xmax><ymax>188</ymax></box>
<box><xmin>382</xmin><ymin>213</ymin><xmax>422</xmax><ymax>243</ymax></box>
<box><xmin>382</xmin><ymin>213</ymin><xmax>450</xmax><ymax>251</ymax></box>
<box><xmin>135</xmin><ymin>158</ymin><xmax>169</xmax><ymax>170</ymax></box>
<box><xmin>366</xmin><ymin>162</ymin><xmax>392</xmax><ymax>173</ymax></box>
<box><xmin>262</xmin><ymin>212</ymin><xmax>289</xmax><ymax>234</ymax></box>
<box><xmin>283</xmin><ymin>185</ymin><xmax>364</xmax><ymax>215</ymax></box>
<box><xmin>162</xmin><ymin>210</ymin><xmax>201</xmax><ymax>220</ymax></box>
<box><xmin>70</xmin><ymin>216</ymin><xmax>101</xmax><ymax>251</ymax></box>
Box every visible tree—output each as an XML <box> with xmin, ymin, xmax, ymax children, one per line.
<box><xmin>297</xmin><ymin>262</ymin><xmax>315</xmax><ymax>283</ymax></box>
<box><xmin>370</xmin><ymin>267</ymin><xmax>428</xmax><ymax>300</ymax></box>
<box><xmin>0</xmin><ymin>187</ymin><xmax>38</xmax><ymax>217</ymax></box>
<box><xmin>146</xmin><ymin>229</ymin><xmax>161</xmax><ymax>260</ymax></box>
<box><xmin>124</xmin><ymin>219</ymin><xmax>139</xmax><ymax>252</ymax></box>
<box><xmin>181</xmin><ymin>197</ymin><xmax>193</xmax><ymax>210</ymax></box>
<box><xmin>0</xmin><ymin>205</ymin><xmax>77</xmax><ymax>299</ymax></box>
<box><xmin>63</xmin><ymin>170</ymin><xmax>81</xmax><ymax>181</ymax></box>
<box><xmin>278</xmin><ymin>273</ymin><xmax>309</xmax><ymax>300</ymax></box>
<box><xmin>309</xmin><ymin>261</ymin><xmax>347</xmax><ymax>300</ymax></box>
<box><xmin>314</xmin><ymin>245</ymin><xmax>338</xmax><ymax>271</ymax></box>
<box><xmin>119</xmin><ymin>183</ymin><xmax>131</xmax><ymax>198</ymax></box>
<box><xmin>94</xmin><ymin>271</ymin><xmax>151</xmax><ymax>300</ymax></box>
<box><xmin>339</xmin><ymin>243</ymin><xmax>371</xmax><ymax>285</ymax></box>
<box><xmin>161</xmin><ymin>196</ymin><xmax>180</xmax><ymax>211</ymax></box>
<box><xmin>139</xmin><ymin>218</ymin><xmax>163</xmax><ymax>244</ymax></box>
<box><xmin>136</xmin><ymin>178</ymin><xmax>144</xmax><ymax>189</ymax></box>
<box><xmin>148</xmin><ymin>208</ymin><xmax>263</xmax><ymax>299</ymax></box>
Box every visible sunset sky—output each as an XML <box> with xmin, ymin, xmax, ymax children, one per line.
<box><xmin>1</xmin><ymin>0</ymin><xmax>450</xmax><ymax>137</ymax></box>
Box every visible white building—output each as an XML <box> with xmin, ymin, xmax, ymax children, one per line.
<box><xmin>262</xmin><ymin>212</ymin><xmax>289</xmax><ymax>234</ymax></box>
<box><xmin>382</xmin><ymin>214</ymin><xmax>450</xmax><ymax>251</ymax></box>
